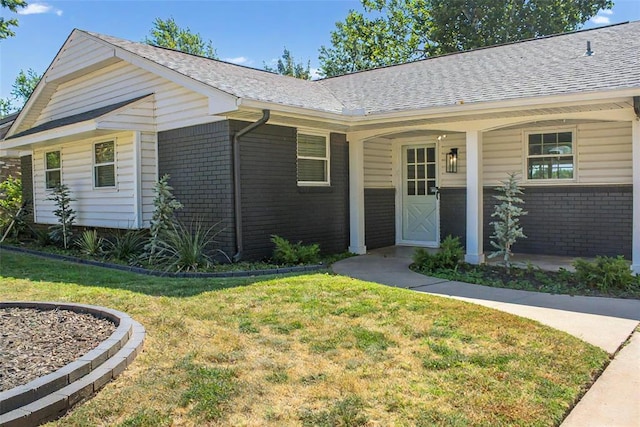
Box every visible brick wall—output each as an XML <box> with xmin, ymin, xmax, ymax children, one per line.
<box><xmin>232</xmin><ymin>120</ymin><xmax>349</xmax><ymax>260</ymax></box>
<box><xmin>157</xmin><ymin>121</ymin><xmax>236</xmax><ymax>258</ymax></box>
<box><xmin>20</xmin><ymin>155</ymin><xmax>34</xmax><ymax>224</ymax></box>
<box><xmin>0</xmin><ymin>157</ymin><xmax>20</xmax><ymax>181</ymax></box>
<box><xmin>364</xmin><ymin>188</ymin><xmax>395</xmax><ymax>249</ymax></box>
<box><xmin>440</xmin><ymin>185</ymin><xmax>632</xmax><ymax>258</ymax></box>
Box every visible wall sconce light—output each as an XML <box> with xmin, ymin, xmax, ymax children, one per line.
<box><xmin>446</xmin><ymin>148</ymin><xmax>458</xmax><ymax>173</ymax></box>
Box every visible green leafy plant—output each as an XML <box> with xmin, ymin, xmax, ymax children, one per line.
<box><xmin>412</xmin><ymin>235</ymin><xmax>464</xmax><ymax>272</ymax></box>
<box><xmin>488</xmin><ymin>172</ymin><xmax>527</xmax><ymax>270</ymax></box>
<box><xmin>76</xmin><ymin>229</ymin><xmax>105</xmax><ymax>256</ymax></box>
<box><xmin>573</xmin><ymin>256</ymin><xmax>637</xmax><ymax>292</ymax></box>
<box><xmin>155</xmin><ymin>219</ymin><xmax>228</xmax><ymax>272</ymax></box>
<box><xmin>0</xmin><ymin>176</ymin><xmax>26</xmax><ymax>239</ymax></box>
<box><xmin>106</xmin><ymin>229</ymin><xmax>147</xmax><ymax>262</ymax></box>
<box><xmin>145</xmin><ymin>174</ymin><xmax>183</xmax><ymax>261</ymax></box>
<box><xmin>271</xmin><ymin>235</ymin><xmax>320</xmax><ymax>264</ymax></box>
<box><xmin>47</xmin><ymin>183</ymin><xmax>76</xmax><ymax>249</ymax></box>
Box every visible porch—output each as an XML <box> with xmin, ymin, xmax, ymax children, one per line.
<box><xmin>345</xmin><ymin>106</ymin><xmax>640</xmax><ymax>274</ymax></box>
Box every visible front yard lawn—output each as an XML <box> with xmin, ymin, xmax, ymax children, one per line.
<box><xmin>0</xmin><ymin>251</ymin><xmax>608</xmax><ymax>426</ymax></box>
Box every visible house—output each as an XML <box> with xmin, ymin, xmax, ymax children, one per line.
<box><xmin>0</xmin><ymin>113</ymin><xmax>21</xmax><ymax>181</ymax></box>
<box><xmin>1</xmin><ymin>22</ymin><xmax>639</xmax><ymax>272</ymax></box>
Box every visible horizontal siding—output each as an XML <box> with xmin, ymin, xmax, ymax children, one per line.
<box><xmin>364</xmin><ymin>138</ymin><xmax>393</xmax><ymax>188</ymax></box>
<box><xmin>577</xmin><ymin>122</ymin><xmax>632</xmax><ymax>184</ymax></box>
<box><xmin>35</xmin><ymin>62</ymin><xmax>209</xmax><ymax>131</ymax></box>
<box><xmin>98</xmin><ymin>100</ymin><xmax>156</xmax><ymax>132</ymax></box>
<box><xmin>480</xmin><ymin>121</ymin><xmax>632</xmax><ymax>186</ymax></box>
<box><xmin>482</xmin><ymin>128</ymin><xmax>524</xmax><ymax>185</ymax></box>
<box><xmin>46</xmin><ymin>37</ymin><xmax>115</xmax><ymax>82</ymax></box>
<box><xmin>438</xmin><ymin>133</ymin><xmax>466</xmax><ymax>188</ymax></box>
<box><xmin>33</xmin><ymin>131</ymin><xmax>140</xmax><ymax>228</ymax></box>
<box><xmin>140</xmin><ymin>131</ymin><xmax>157</xmax><ymax>226</ymax></box>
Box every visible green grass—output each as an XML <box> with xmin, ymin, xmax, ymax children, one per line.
<box><xmin>0</xmin><ymin>250</ymin><xmax>609</xmax><ymax>426</ymax></box>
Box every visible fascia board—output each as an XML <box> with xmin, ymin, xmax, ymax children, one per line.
<box><xmin>2</xmin><ymin>121</ymin><xmax>97</xmax><ymax>149</ymax></box>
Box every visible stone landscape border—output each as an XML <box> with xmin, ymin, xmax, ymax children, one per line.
<box><xmin>0</xmin><ymin>302</ymin><xmax>145</xmax><ymax>427</ymax></box>
<box><xmin>0</xmin><ymin>245</ymin><xmax>324</xmax><ymax>277</ymax></box>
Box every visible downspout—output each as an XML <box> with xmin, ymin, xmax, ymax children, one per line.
<box><xmin>232</xmin><ymin>109</ymin><xmax>270</xmax><ymax>262</ymax></box>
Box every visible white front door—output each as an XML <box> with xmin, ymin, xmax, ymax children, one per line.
<box><xmin>401</xmin><ymin>144</ymin><xmax>439</xmax><ymax>245</ymax></box>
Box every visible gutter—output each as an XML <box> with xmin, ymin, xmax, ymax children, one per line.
<box><xmin>232</xmin><ymin>109</ymin><xmax>270</xmax><ymax>262</ymax></box>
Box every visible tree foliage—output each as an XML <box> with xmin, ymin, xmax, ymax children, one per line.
<box><xmin>488</xmin><ymin>172</ymin><xmax>527</xmax><ymax>270</ymax></box>
<box><xmin>145</xmin><ymin>174</ymin><xmax>183</xmax><ymax>259</ymax></box>
<box><xmin>0</xmin><ymin>68</ymin><xmax>41</xmax><ymax>117</ymax></box>
<box><xmin>264</xmin><ymin>47</ymin><xmax>311</xmax><ymax>80</ymax></box>
<box><xmin>47</xmin><ymin>183</ymin><xmax>76</xmax><ymax>249</ymax></box>
<box><xmin>319</xmin><ymin>0</ymin><xmax>613</xmax><ymax>77</ymax></box>
<box><xmin>0</xmin><ymin>0</ymin><xmax>26</xmax><ymax>40</ymax></box>
<box><xmin>145</xmin><ymin>17</ymin><xmax>217</xmax><ymax>59</ymax></box>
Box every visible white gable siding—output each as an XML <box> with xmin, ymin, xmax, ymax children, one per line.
<box><xmin>364</xmin><ymin>138</ymin><xmax>393</xmax><ymax>188</ymax></box>
<box><xmin>34</xmin><ymin>62</ymin><xmax>210</xmax><ymax>131</ymax></box>
<box><xmin>97</xmin><ymin>99</ymin><xmax>156</xmax><ymax>132</ymax></box>
<box><xmin>46</xmin><ymin>36</ymin><xmax>116</xmax><ymax>83</ymax></box>
<box><xmin>32</xmin><ymin>131</ymin><xmax>153</xmax><ymax>228</ymax></box>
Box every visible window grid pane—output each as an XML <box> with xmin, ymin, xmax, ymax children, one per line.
<box><xmin>45</xmin><ymin>151</ymin><xmax>61</xmax><ymax>189</ymax></box>
<box><xmin>94</xmin><ymin>141</ymin><xmax>116</xmax><ymax>188</ymax></box>
<box><xmin>527</xmin><ymin>132</ymin><xmax>574</xmax><ymax>180</ymax></box>
<box><xmin>297</xmin><ymin>133</ymin><xmax>328</xmax><ymax>184</ymax></box>
<box><xmin>406</xmin><ymin>147</ymin><xmax>436</xmax><ymax>196</ymax></box>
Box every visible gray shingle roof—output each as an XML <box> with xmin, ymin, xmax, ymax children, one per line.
<box><xmin>86</xmin><ymin>31</ymin><xmax>346</xmax><ymax>114</ymax></box>
<box><xmin>318</xmin><ymin>21</ymin><xmax>640</xmax><ymax>115</ymax></box>
<box><xmin>88</xmin><ymin>22</ymin><xmax>640</xmax><ymax>117</ymax></box>
<box><xmin>7</xmin><ymin>95</ymin><xmax>150</xmax><ymax>139</ymax></box>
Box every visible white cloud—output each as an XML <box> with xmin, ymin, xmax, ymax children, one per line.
<box><xmin>224</xmin><ymin>56</ymin><xmax>251</xmax><ymax>65</ymax></box>
<box><xmin>600</xmin><ymin>9</ymin><xmax>613</xmax><ymax>15</ymax></box>
<box><xmin>17</xmin><ymin>2</ymin><xmax>63</xmax><ymax>16</ymax></box>
<box><xmin>590</xmin><ymin>15</ymin><xmax>611</xmax><ymax>24</ymax></box>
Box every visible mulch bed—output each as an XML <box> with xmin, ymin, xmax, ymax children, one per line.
<box><xmin>0</xmin><ymin>307</ymin><xmax>116</xmax><ymax>392</ymax></box>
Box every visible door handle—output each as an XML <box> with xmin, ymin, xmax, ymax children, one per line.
<box><xmin>431</xmin><ymin>186</ymin><xmax>440</xmax><ymax>200</ymax></box>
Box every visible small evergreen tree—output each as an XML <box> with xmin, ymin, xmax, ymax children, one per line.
<box><xmin>145</xmin><ymin>174</ymin><xmax>183</xmax><ymax>259</ymax></box>
<box><xmin>489</xmin><ymin>172</ymin><xmax>527</xmax><ymax>270</ymax></box>
<box><xmin>47</xmin><ymin>183</ymin><xmax>76</xmax><ymax>249</ymax></box>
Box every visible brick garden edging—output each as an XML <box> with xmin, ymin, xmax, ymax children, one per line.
<box><xmin>0</xmin><ymin>302</ymin><xmax>145</xmax><ymax>427</ymax></box>
<box><xmin>0</xmin><ymin>245</ymin><xmax>325</xmax><ymax>278</ymax></box>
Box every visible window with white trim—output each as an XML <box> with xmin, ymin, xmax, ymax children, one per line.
<box><xmin>45</xmin><ymin>150</ymin><xmax>61</xmax><ymax>189</ymax></box>
<box><xmin>297</xmin><ymin>132</ymin><xmax>330</xmax><ymax>185</ymax></box>
<box><xmin>526</xmin><ymin>130</ymin><xmax>574</xmax><ymax>180</ymax></box>
<box><xmin>94</xmin><ymin>140</ymin><xmax>116</xmax><ymax>188</ymax></box>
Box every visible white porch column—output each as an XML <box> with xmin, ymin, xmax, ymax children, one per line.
<box><xmin>632</xmin><ymin>118</ymin><xmax>640</xmax><ymax>274</ymax></box>
<box><xmin>348</xmin><ymin>137</ymin><xmax>367</xmax><ymax>254</ymax></box>
<box><xmin>465</xmin><ymin>130</ymin><xmax>485</xmax><ymax>264</ymax></box>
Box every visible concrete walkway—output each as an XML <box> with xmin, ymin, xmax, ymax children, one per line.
<box><xmin>333</xmin><ymin>247</ymin><xmax>640</xmax><ymax>426</ymax></box>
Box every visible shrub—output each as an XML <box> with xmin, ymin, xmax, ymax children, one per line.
<box><xmin>47</xmin><ymin>183</ymin><xmax>76</xmax><ymax>249</ymax></box>
<box><xmin>155</xmin><ymin>219</ymin><xmax>228</xmax><ymax>272</ymax></box>
<box><xmin>106</xmin><ymin>229</ymin><xmax>147</xmax><ymax>262</ymax></box>
<box><xmin>573</xmin><ymin>256</ymin><xmax>637</xmax><ymax>292</ymax></box>
<box><xmin>489</xmin><ymin>172</ymin><xmax>527</xmax><ymax>269</ymax></box>
<box><xmin>145</xmin><ymin>174</ymin><xmax>183</xmax><ymax>259</ymax></box>
<box><xmin>271</xmin><ymin>235</ymin><xmax>320</xmax><ymax>264</ymax></box>
<box><xmin>76</xmin><ymin>229</ymin><xmax>105</xmax><ymax>256</ymax></box>
<box><xmin>412</xmin><ymin>235</ymin><xmax>464</xmax><ymax>272</ymax></box>
<box><xmin>0</xmin><ymin>176</ymin><xmax>25</xmax><ymax>238</ymax></box>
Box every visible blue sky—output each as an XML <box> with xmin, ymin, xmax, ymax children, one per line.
<box><xmin>1</xmin><ymin>0</ymin><xmax>639</xmax><ymax>99</ymax></box>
